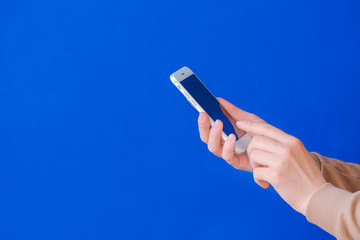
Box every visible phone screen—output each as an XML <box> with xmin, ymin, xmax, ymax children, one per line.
<box><xmin>181</xmin><ymin>74</ymin><xmax>246</xmax><ymax>140</ymax></box>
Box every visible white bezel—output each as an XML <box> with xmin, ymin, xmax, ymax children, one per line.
<box><xmin>170</xmin><ymin>66</ymin><xmax>251</xmax><ymax>154</ymax></box>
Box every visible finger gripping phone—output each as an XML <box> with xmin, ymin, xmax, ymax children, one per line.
<box><xmin>170</xmin><ymin>66</ymin><xmax>251</xmax><ymax>154</ymax></box>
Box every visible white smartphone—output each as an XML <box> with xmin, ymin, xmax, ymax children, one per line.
<box><xmin>170</xmin><ymin>66</ymin><xmax>252</xmax><ymax>154</ymax></box>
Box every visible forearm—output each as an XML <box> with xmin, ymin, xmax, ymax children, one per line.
<box><xmin>311</xmin><ymin>152</ymin><xmax>360</xmax><ymax>193</ymax></box>
<box><xmin>306</xmin><ymin>183</ymin><xmax>360</xmax><ymax>239</ymax></box>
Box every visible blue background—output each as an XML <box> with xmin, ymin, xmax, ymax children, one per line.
<box><xmin>1</xmin><ymin>0</ymin><xmax>359</xmax><ymax>239</ymax></box>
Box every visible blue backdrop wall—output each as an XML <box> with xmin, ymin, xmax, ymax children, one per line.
<box><xmin>1</xmin><ymin>0</ymin><xmax>360</xmax><ymax>239</ymax></box>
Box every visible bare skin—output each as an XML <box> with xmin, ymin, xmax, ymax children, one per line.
<box><xmin>198</xmin><ymin>97</ymin><xmax>326</xmax><ymax>215</ymax></box>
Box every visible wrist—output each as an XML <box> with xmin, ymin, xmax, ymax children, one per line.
<box><xmin>299</xmin><ymin>178</ymin><xmax>327</xmax><ymax>215</ymax></box>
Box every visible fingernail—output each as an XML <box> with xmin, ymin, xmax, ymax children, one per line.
<box><xmin>236</xmin><ymin>121</ymin><xmax>246</xmax><ymax>126</ymax></box>
<box><xmin>214</xmin><ymin>120</ymin><xmax>220</xmax><ymax>129</ymax></box>
<box><xmin>228</xmin><ymin>134</ymin><xmax>235</xmax><ymax>143</ymax></box>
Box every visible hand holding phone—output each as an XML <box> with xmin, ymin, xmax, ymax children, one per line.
<box><xmin>170</xmin><ymin>67</ymin><xmax>269</xmax><ymax>188</ymax></box>
<box><xmin>199</xmin><ymin>98</ymin><xmax>271</xmax><ymax>188</ymax></box>
<box><xmin>170</xmin><ymin>66</ymin><xmax>252</xmax><ymax>154</ymax></box>
<box><xmin>198</xmin><ymin>98</ymin><xmax>263</xmax><ymax>167</ymax></box>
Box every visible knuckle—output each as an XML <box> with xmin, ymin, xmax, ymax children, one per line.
<box><xmin>247</xmin><ymin>142</ymin><xmax>256</xmax><ymax>155</ymax></box>
<box><xmin>253</xmin><ymin>177</ymin><xmax>260</xmax><ymax>186</ymax></box>
<box><xmin>247</xmin><ymin>142</ymin><xmax>255</xmax><ymax>154</ymax></box>
<box><xmin>290</xmin><ymin>137</ymin><xmax>302</xmax><ymax>148</ymax></box>
<box><xmin>209</xmin><ymin>128</ymin><xmax>217</xmax><ymax>137</ymax></box>
<box><xmin>250</xmin><ymin>161</ymin><xmax>256</xmax><ymax>171</ymax></box>
<box><xmin>272</xmin><ymin>161</ymin><xmax>281</xmax><ymax>171</ymax></box>
<box><xmin>249</xmin><ymin>113</ymin><xmax>258</xmax><ymax>119</ymax></box>
<box><xmin>271</xmin><ymin>171</ymin><xmax>281</xmax><ymax>186</ymax></box>
<box><xmin>198</xmin><ymin>119</ymin><xmax>207</xmax><ymax>127</ymax></box>
<box><xmin>222</xmin><ymin>144</ymin><xmax>232</xmax><ymax>159</ymax></box>
<box><xmin>249</xmin><ymin>134</ymin><xmax>261</xmax><ymax>145</ymax></box>
<box><xmin>262</xmin><ymin>123</ymin><xmax>271</xmax><ymax>131</ymax></box>
<box><xmin>253</xmin><ymin>168</ymin><xmax>259</xmax><ymax>177</ymax></box>
<box><xmin>249</xmin><ymin>148</ymin><xmax>259</xmax><ymax>160</ymax></box>
<box><xmin>222</xmin><ymin>152</ymin><xmax>230</xmax><ymax>161</ymax></box>
<box><xmin>280</xmin><ymin>145</ymin><xmax>292</xmax><ymax>157</ymax></box>
<box><xmin>252</xmin><ymin>135</ymin><xmax>260</xmax><ymax>143</ymax></box>
<box><xmin>208</xmin><ymin>144</ymin><xmax>219</xmax><ymax>154</ymax></box>
<box><xmin>249</xmin><ymin>149</ymin><xmax>255</xmax><ymax>159</ymax></box>
<box><xmin>208</xmin><ymin>144</ymin><xmax>214</xmax><ymax>153</ymax></box>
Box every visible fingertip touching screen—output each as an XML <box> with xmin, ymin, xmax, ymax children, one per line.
<box><xmin>180</xmin><ymin>74</ymin><xmax>245</xmax><ymax>140</ymax></box>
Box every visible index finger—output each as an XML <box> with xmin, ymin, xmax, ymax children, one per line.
<box><xmin>236</xmin><ymin>121</ymin><xmax>291</xmax><ymax>143</ymax></box>
<box><xmin>217</xmin><ymin>97</ymin><xmax>263</xmax><ymax>122</ymax></box>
